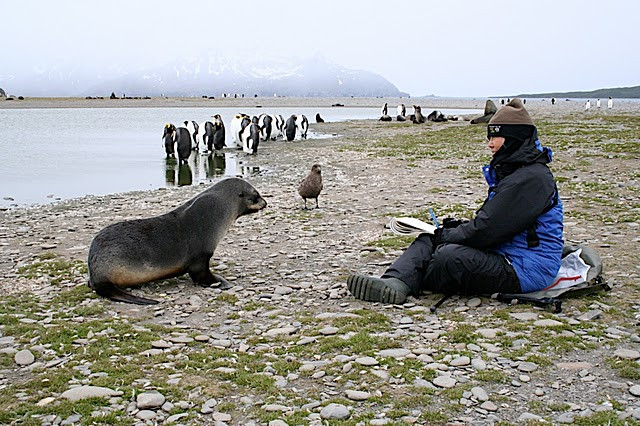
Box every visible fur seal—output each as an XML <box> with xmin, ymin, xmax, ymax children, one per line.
<box><xmin>88</xmin><ymin>178</ymin><xmax>267</xmax><ymax>305</ymax></box>
<box><xmin>470</xmin><ymin>100</ymin><xmax>498</xmax><ymax>124</ymax></box>
<box><xmin>411</xmin><ymin>105</ymin><xmax>425</xmax><ymax>124</ymax></box>
<box><xmin>298</xmin><ymin>164</ymin><xmax>323</xmax><ymax>209</ymax></box>
<box><xmin>379</xmin><ymin>115</ymin><xmax>392</xmax><ymax>121</ymax></box>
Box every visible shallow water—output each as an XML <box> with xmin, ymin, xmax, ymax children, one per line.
<box><xmin>0</xmin><ymin>106</ymin><xmax>479</xmax><ymax>207</ymax></box>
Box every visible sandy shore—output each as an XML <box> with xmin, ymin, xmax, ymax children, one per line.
<box><xmin>2</xmin><ymin>96</ymin><xmax>639</xmax><ymax>114</ymax></box>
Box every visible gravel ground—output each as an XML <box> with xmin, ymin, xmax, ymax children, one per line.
<box><xmin>0</xmin><ymin>100</ymin><xmax>639</xmax><ymax>425</ymax></box>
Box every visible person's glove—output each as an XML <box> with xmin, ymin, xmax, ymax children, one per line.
<box><xmin>442</xmin><ymin>217</ymin><xmax>464</xmax><ymax>228</ymax></box>
<box><xmin>432</xmin><ymin>227</ymin><xmax>445</xmax><ymax>246</ymax></box>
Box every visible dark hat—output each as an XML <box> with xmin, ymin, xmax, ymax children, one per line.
<box><xmin>487</xmin><ymin>98</ymin><xmax>535</xmax><ymax>140</ymax></box>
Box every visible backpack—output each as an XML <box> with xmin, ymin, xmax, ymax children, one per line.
<box><xmin>494</xmin><ymin>244</ymin><xmax>610</xmax><ymax>313</ymax></box>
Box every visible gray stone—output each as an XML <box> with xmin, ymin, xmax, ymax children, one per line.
<box><xmin>268</xmin><ymin>420</ymin><xmax>289</xmax><ymax>426</ymax></box>
<box><xmin>471</xmin><ymin>386</ymin><xmax>489</xmax><ymax>402</ymax></box>
<box><xmin>630</xmin><ymin>384</ymin><xmax>640</xmax><ymax>397</ymax></box>
<box><xmin>477</xmin><ymin>328</ymin><xmax>498</xmax><ymax>339</ymax></box>
<box><xmin>345</xmin><ymin>389</ymin><xmax>370</xmax><ymax>401</ymax></box>
<box><xmin>61</xmin><ymin>386</ymin><xmax>122</xmax><ymax>402</ymax></box>
<box><xmin>212</xmin><ymin>412</ymin><xmax>232</xmax><ymax>421</ymax></box>
<box><xmin>319</xmin><ymin>326</ymin><xmax>339</xmax><ymax>335</ymax></box>
<box><xmin>263</xmin><ymin>404</ymin><xmax>290</xmax><ymax>412</ymax></box>
<box><xmin>136</xmin><ymin>410</ymin><xmax>156</xmax><ymax>420</ymax></box>
<box><xmin>557</xmin><ymin>412</ymin><xmax>575</xmax><ymax>423</ymax></box>
<box><xmin>467</xmin><ymin>297</ymin><xmax>482</xmax><ymax>307</ymax></box>
<box><xmin>265</xmin><ymin>327</ymin><xmax>297</xmax><ymax>337</ymax></box>
<box><xmin>14</xmin><ymin>349</ymin><xmax>35</xmax><ymax>366</ymax></box>
<box><xmin>480</xmin><ymin>401</ymin><xmax>498</xmax><ymax>411</ymax></box>
<box><xmin>518</xmin><ymin>412</ymin><xmax>544</xmax><ymax>422</ymax></box>
<box><xmin>534</xmin><ymin>319</ymin><xmax>563</xmax><ymax>327</ymax></box>
<box><xmin>577</xmin><ymin>309</ymin><xmax>602</xmax><ymax>321</ymax></box>
<box><xmin>432</xmin><ymin>376</ymin><xmax>456</xmax><ymax>388</ymax></box>
<box><xmin>471</xmin><ymin>358</ymin><xmax>487</xmax><ymax>370</ymax></box>
<box><xmin>136</xmin><ymin>391</ymin><xmax>165</xmax><ymax>409</ymax></box>
<box><xmin>166</xmin><ymin>413</ymin><xmax>189</xmax><ymax>423</ymax></box>
<box><xmin>517</xmin><ymin>362</ymin><xmax>538</xmax><ymax>372</ymax></box>
<box><xmin>320</xmin><ymin>403</ymin><xmax>350</xmax><ymax>420</ymax></box>
<box><xmin>509</xmin><ymin>312</ymin><xmax>539</xmax><ymax>321</ymax></box>
<box><xmin>450</xmin><ymin>356</ymin><xmax>470</xmax><ymax>367</ymax></box>
<box><xmin>378</xmin><ymin>348</ymin><xmax>411</xmax><ymax>358</ymax></box>
<box><xmin>614</xmin><ymin>348</ymin><xmax>640</xmax><ymax>360</ymax></box>
<box><xmin>355</xmin><ymin>356</ymin><xmax>378</xmax><ymax>366</ymax></box>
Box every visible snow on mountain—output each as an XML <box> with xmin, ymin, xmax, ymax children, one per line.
<box><xmin>0</xmin><ymin>54</ymin><xmax>407</xmax><ymax>97</ymax></box>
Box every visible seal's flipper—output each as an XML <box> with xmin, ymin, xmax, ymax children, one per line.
<box><xmin>211</xmin><ymin>273</ymin><xmax>233</xmax><ymax>290</ymax></box>
<box><xmin>93</xmin><ymin>282</ymin><xmax>159</xmax><ymax>305</ymax></box>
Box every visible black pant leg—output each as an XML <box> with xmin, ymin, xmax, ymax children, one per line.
<box><xmin>382</xmin><ymin>233</ymin><xmax>435</xmax><ymax>295</ymax></box>
<box><xmin>423</xmin><ymin>243</ymin><xmax>521</xmax><ymax>295</ymax></box>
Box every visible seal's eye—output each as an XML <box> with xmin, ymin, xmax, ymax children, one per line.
<box><xmin>239</xmin><ymin>192</ymin><xmax>245</xmax><ymax>198</ymax></box>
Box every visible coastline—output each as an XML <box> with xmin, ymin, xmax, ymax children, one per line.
<box><xmin>3</xmin><ymin>96</ymin><xmax>639</xmax><ymax>113</ymax></box>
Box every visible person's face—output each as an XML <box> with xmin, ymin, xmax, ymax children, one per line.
<box><xmin>487</xmin><ymin>136</ymin><xmax>505</xmax><ymax>154</ymax></box>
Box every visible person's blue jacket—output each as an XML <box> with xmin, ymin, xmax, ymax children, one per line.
<box><xmin>441</xmin><ymin>131</ymin><xmax>564</xmax><ymax>292</ymax></box>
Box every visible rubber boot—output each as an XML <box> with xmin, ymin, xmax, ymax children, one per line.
<box><xmin>347</xmin><ymin>274</ymin><xmax>411</xmax><ymax>305</ymax></box>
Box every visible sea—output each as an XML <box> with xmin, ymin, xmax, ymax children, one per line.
<box><xmin>0</xmin><ymin>106</ymin><xmax>479</xmax><ymax>208</ymax></box>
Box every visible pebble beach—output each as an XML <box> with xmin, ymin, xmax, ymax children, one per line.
<box><xmin>0</xmin><ymin>96</ymin><xmax>639</xmax><ymax>425</ymax></box>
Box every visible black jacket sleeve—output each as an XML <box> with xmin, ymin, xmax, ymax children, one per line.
<box><xmin>442</xmin><ymin>164</ymin><xmax>556</xmax><ymax>250</ymax></box>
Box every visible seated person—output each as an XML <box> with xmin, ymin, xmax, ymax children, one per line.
<box><xmin>347</xmin><ymin>98</ymin><xmax>564</xmax><ymax>304</ymax></box>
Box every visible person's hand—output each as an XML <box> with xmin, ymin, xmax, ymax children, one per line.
<box><xmin>442</xmin><ymin>218</ymin><xmax>464</xmax><ymax>228</ymax></box>
<box><xmin>432</xmin><ymin>227</ymin><xmax>444</xmax><ymax>246</ymax></box>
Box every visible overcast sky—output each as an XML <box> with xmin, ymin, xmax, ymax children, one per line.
<box><xmin>1</xmin><ymin>0</ymin><xmax>638</xmax><ymax>97</ymax></box>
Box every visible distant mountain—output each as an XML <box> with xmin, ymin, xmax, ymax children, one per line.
<box><xmin>514</xmin><ymin>85</ymin><xmax>640</xmax><ymax>99</ymax></box>
<box><xmin>0</xmin><ymin>54</ymin><xmax>408</xmax><ymax>98</ymax></box>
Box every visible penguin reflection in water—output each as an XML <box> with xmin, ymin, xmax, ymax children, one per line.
<box><xmin>298</xmin><ymin>164</ymin><xmax>323</xmax><ymax>209</ymax></box>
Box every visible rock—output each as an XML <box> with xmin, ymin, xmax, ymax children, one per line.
<box><xmin>450</xmin><ymin>356</ymin><xmax>470</xmax><ymax>367</ymax></box>
<box><xmin>476</xmin><ymin>329</ymin><xmax>498</xmax><ymax>339</ymax></box>
<box><xmin>517</xmin><ymin>362</ymin><xmax>538</xmax><ymax>372</ymax></box>
<box><xmin>355</xmin><ymin>356</ymin><xmax>378</xmax><ymax>366</ymax></box>
<box><xmin>263</xmin><ymin>404</ymin><xmax>290</xmax><ymax>412</ymax></box>
<box><xmin>471</xmin><ymin>386</ymin><xmax>489</xmax><ymax>402</ymax></box>
<box><xmin>14</xmin><ymin>349</ymin><xmax>35</xmax><ymax>366</ymax></box>
<box><xmin>509</xmin><ymin>312</ymin><xmax>539</xmax><ymax>321</ymax></box>
<box><xmin>151</xmin><ymin>340</ymin><xmax>172</xmax><ymax>349</ymax></box>
<box><xmin>269</xmin><ymin>420</ymin><xmax>289</xmax><ymax>426</ymax></box>
<box><xmin>345</xmin><ymin>390</ymin><xmax>370</xmax><ymax>401</ymax></box>
<box><xmin>480</xmin><ymin>401</ymin><xmax>498</xmax><ymax>411</ymax></box>
<box><xmin>136</xmin><ymin>410</ymin><xmax>156</xmax><ymax>420</ymax></box>
<box><xmin>320</xmin><ymin>403</ymin><xmax>350</xmax><ymax>420</ymax></box>
<box><xmin>212</xmin><ymin>412</ymin><xmax>232</xmax><ymax>422</ymax></box>
<box><xmin>471</xmin><ymin>358</ymin><xmax>487</xmax><ymax>370</ymax></box>
<box><xmin>534</xmin><ymin>319</ymin><xmax>563</xmax><ymax>327</ymax></box>
<box><xmin>518</xmin><ymin>413</ymin><xmax>544</xmax><ymax>422</ymax></box>
<box><xmin>61</xmin><ymin>386</ymin><xmax>122</xmax><ymax>402</ymax></box>
<box><xmin>557</xmin><ymin>412</ymin><xmax>575</xmax><ymax>423</ymax></box>
<box><xmin>556</xmin><ymin>361</ymin><xmax>593</xmax><ymax>370</ymax></box>
<box><xmin>36</xmin><ymin>397</ymin><xmax>56</xmax><ymax>406</ymax></box>
<box><xmin>614</xmin><ymin>348</ymin><xmax>640</xmax><ymax>360</ymax></box>
<box><xmin>319</xmin><ymin>326</ymin><xmax>339</xmax><ymax>335</ymax></box>
<box><xmin>630</xmin><ymin>385</ymin><xmax>640</xmax><ymax>397</ymax></box>
<box><xmin>265</xmin><ymin>326</ymin><xmax>297</xmax><ymax>337</ymax></box>
<box><xmin>136</xmin><ymin>391</ymin><xmax>165</xmax><ymax>409</ymax></box>
<box><xmin>167</xmin><ymin>413</ymin><xmax>189</xmax><ymax>423</ymax></box>
<box><xmin>466</xmin><ymin>297</ymin><xmax>481</xmax><ymax>307</ymax></box>
<box><xmin>577</xmin><ymin>309</ymin><xmax>602</xmax><ymax>321</ymax></box>
<box><xmin>432</xmin><ymin>376</ymin><xmax>456</xmax><ymax>388</ymax></box>
<box><xmin>378</xmin><ymin>348</ymin><xmax>411</xmax><ymax>358</ymax></box>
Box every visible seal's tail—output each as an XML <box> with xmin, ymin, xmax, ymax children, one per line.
<box><xmin>91</xmin><ymin>282</ymin><xmax>159</xmax><ymax>305</ymax></box>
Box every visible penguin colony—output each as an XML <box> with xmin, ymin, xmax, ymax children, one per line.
<box><xmin>162</xmin><ymin>112</ymin><xmax>311</xmax><ymax>160</ymax></box>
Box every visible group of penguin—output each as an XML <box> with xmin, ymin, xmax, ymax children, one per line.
<box><xmin>162</xmin><ymin>113</ymin><xmax>311</xmax><ymax>163</ymax></box>
<box><xmin>379</xmin><ymin>102</ymin><xmax>453</xmax><ymax>124</ymax></box>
